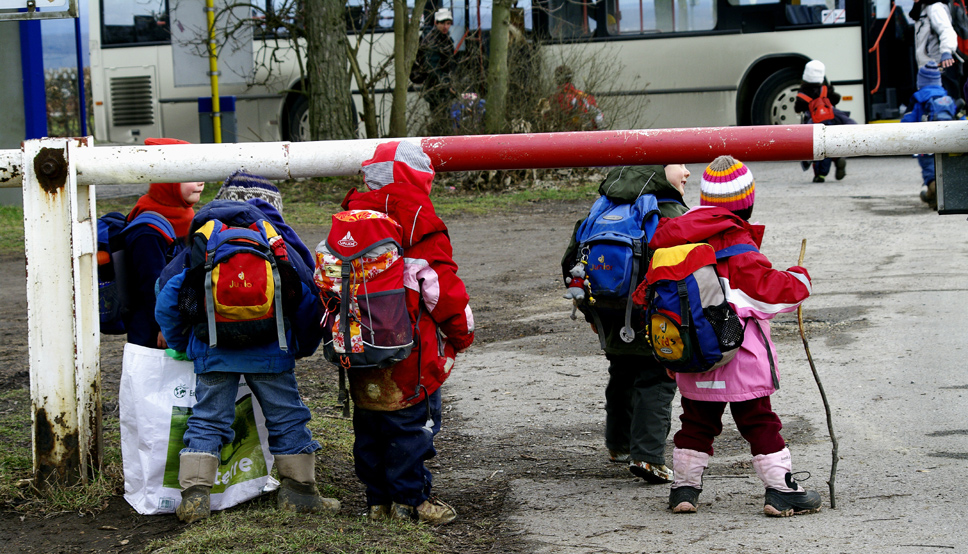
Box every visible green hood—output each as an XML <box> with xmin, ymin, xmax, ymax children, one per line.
<box><xmin>597</xmin><ymin>165</ymin><xmax>685</xmax><ymax>205</ymax></box>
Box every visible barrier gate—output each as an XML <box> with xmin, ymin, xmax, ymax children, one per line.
<box><xmin>0</xmin><ymin>122</ymin><xmax>964</xmax><ymax>488</ymax></box>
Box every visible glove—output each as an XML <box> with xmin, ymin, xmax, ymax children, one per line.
<box><xmin>449</xmin><ymin>332</ymin><xmax>475</xmax><ymax>353</ymax></box>
<box><xmin>941</xmin><ymin>52</ymin><xmax>954</xmax><ymax>64</ymax></box>
<box><xmin>165</xmin><ymin>349</ymin><xmax>189</xmax><ymax>361</ymax></box>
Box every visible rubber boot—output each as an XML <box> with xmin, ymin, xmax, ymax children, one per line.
<box><xmin>275</xmin><ymin>453</ymin><xmax>340</xmax><ymax>514</ymax></box>
<box><xmin>175</xmin><ymin>452</ymin><xmax>219</xmax><ymax>524</ymax></box>
<box><xmin>752</xmin><ymin>447</ymin><xmax>822</xmax><ymax>517</ymax></box>
<box><xmin>668</xmin><ymin>448</ymin><xmax>708</xmax><ymax>513</ymax></box>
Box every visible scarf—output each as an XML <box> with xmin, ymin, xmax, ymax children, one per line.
<box><xmin>128</xmin><ymin>182</ymin><xmax>196</xmax><ymax>238</ymax></box>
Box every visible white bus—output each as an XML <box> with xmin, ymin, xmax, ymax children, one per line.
<box><xmin>88</xmin><ymin>0</ymin><xmax>920</xmax><ymax>144</ymax></box>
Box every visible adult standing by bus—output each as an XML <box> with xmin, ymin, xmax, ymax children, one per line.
<box><xmin>418</xmin><ymin>8</ymin><xmax>457</xmax><ymax>130</ymax></box>
<box><xmin>911</xmin><ymin>0</ymin><xmax>962</xmax><ymax>100</ymax></box>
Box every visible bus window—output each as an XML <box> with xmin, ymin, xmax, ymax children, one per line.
<box><xmin>547</xmin><ymin>0</ymin><xmax>598</xmax><ymax>39</ymax></box>
<box><xmin>101</xmin><ymin>0</ymin><xmax>170</xmax><ymax>46</ymax></box>
<box><xmin>603</xmin><ymin>0</ymin><xmax>716</xmax><ymax>35</ymax></box>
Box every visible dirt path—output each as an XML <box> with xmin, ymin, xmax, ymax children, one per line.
<box><xmin>4</xmin><ymin>157</ymin><xmax>968</xmax><ymax>553</ymax></box>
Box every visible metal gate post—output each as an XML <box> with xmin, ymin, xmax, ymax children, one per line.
<box><xmin>22</xmin><ymin>137</ymin><xmax>101</xmax><ymax>487</ymax></box>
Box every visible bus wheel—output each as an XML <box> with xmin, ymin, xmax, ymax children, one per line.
<box><xmin>750</xmin><ymin>67</ymin><xmax>802</xmax><ymax>125</ymax></box>
<box><xmin>286</xmin><ymin>95</ymin><xmax>310</xmax><ymax>142</ymax></box>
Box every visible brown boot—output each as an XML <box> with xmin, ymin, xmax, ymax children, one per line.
<box><xmin>174</xmin><ymin>453</ymin><xmax>219</xmax><ymax>524</ymax></box>
<box><xmin>390</xmin><ymin>497</ymin><xmax>457</xmax><ymax>525</ymax></box>
<box><xmin>367</xmin><ymin>504</ymin><xmax>391</xmax><ymax>521</ymax></box>
<box><xmin>275</xmin><ymin>453</ymin><xmax>340</xmax><ymax>514</ymax></box>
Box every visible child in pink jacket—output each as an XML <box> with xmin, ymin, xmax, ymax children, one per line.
<box><xmin>648</xmin><ymin>155</ymin><xmax>821</xmax><ymax>517</ymax></box>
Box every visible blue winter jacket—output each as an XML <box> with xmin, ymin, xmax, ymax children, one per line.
<box><xmin>902</xmin><ymin>85</ymin><xmax>955</xmax><ymax>122</ymax></box>
<box><xmin>155</xmin><ymin>200</ymin><xmax>323</xmax><ymax>374</ymax></box>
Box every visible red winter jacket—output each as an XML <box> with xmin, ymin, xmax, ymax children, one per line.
<box><xmin>649</xmin><ymin>206</ymin><xmax>811</xmax><ymax>402</ymax></box>
<box><xmin>340</xmin><ymin>183</ymin><xmax>474</xmax><ymax>411</ymax></box>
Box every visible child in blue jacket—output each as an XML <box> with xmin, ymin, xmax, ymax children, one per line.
<box><xmin>155</xmin><ymin>175</ymin><xmax>330</xmax><ymax>524</ymax></box>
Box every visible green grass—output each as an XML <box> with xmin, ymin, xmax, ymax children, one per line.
<box><xmin>0</xmin><ymin>206</ymin><xmax>24</xmax><ymax>256</ymax></box>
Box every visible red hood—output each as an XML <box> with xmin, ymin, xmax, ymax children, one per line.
<box><xmin>650</xmin><ymin>206</ymin><xmax>764</xmax><ymax>250</ymax></box>
<box><xmin>341</xmin><ymin>184</ymin><xmax>448</xmax><ymax>247</ymax></box>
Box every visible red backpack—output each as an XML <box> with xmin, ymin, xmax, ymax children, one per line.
<box><xmin>798</xmin><ymin>85</ymin><xmax>834</xmax><ymax>124</ymax></box>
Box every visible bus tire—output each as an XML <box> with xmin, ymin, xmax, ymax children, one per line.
<box><xmin>750</xmin><ymin>67</ymin><xmax>802</xmax><ymax>126</ymax></box>
<box><xmin>286</xmin><ymin>95</ymin><xmax>310</xmax><ymax>142</ymax></box>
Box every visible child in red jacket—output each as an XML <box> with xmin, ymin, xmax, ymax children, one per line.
<box><xmin>316</xmin><ymin>141</ymin><xmax>474</xmax><ymax>525</ymax></box>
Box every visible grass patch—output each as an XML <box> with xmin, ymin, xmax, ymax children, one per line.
<box><xmin>0</xmin><ymin>205</ymin><xmax>24</xmax><ymax>256</ymax></box>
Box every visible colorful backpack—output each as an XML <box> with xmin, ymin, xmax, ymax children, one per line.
<box><xmin>923</xmin><ymin>94</ymin><xmax>957</xmax><ymax>122</ymax></box>
<box><xmin>313</xmin><ymin>210</ymin><xmax>414</xmax><ymax>369</ymax></box>
<box><xmin>634</xmin><ymin>242</ymin><xmax>756</xmax><ymax>373</ymax></box>
<box><xmin>572</xmin><ymin>192</ymin><xmax>660</xmax><ymax>346</ymax></box>
<box><xmin>177</xmin><ymin>217</ymin><xmax>299</xmax><ymax>350</ymax></box>
<box><xmin>96</xmin><ymin>211</ymin><xmax>175</xmax><ymax>335</ymax></box>
<box><xmin>798</xmin><ymin>85</ymin><xmax>834</xmax><ymax>124</ymax></box>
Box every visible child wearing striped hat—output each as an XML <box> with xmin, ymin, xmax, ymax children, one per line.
<box><xmin>648</xmin><ymin>155</ymin><xmax>822</xmax><ymax>517</ymax></box>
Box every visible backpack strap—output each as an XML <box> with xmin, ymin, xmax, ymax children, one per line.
<box><xmin>715</xmin><ymin>244</ymin><xmax>758</xmax><ymax>260</ymax></box>
<box><xmin>128</xmin><ymin>211</ymin><xmax>176</xmax><ymax>244</ymax></box>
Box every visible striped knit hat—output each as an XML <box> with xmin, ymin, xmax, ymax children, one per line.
<box><xmin>214</xmin><ymin>170</ymin><xmax>284</xmax><ymax>213</ymax></box>
<box><xmin>700</xmin><ymin>155</ymin><xmax>755</xmax><ymax>214</ymax></box>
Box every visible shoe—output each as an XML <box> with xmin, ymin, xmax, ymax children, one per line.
<box><xmin>669</xmin><ymin>486</ymin><xmax>701</xmax><ymax>513</ymax></box>
<box><xmin>812</xmin><ymin>175</ymin><xmax>825</xmax><ymax>183</ymax></box>
<box><xmin>764</xmin><ymin>485</ymin><xmax>822</xmax><ymax>517</ymax></box>
<box><xmin>174</xmin><ymin>452</ymin><xmax>219</xmax><ymax>524</ymax></box>
<box><xmin>921</xmin><ymin>180</ymin><xmax>937</xmax><ymax>210</ymax></box>
<box><xmin>390</xmin><ymin>497</ymin><xmax>457</xmax><ymax>526</ymax></box>
<box><xmin>608</xmin><ymin>449</ymin><xmax>630</xmax><ymax>464</ymax></box>
<box><xmin>629</xmin><ymin>460</ymin><xmax>673</xmax><ymax>484</ymax></box>
<box><xmin>275</xmin><ymin>453</ymin><xmax>340</xmax><ymax>514</ymax></box>
<box><xmin>753</xmin><ymin>447</ymin><xmax>822</xmax><ymax>517</ymax></box>
<box><xmin>835</xmin><ymin>158</ymin><xmax>847</xmax><ymax>180</ymax></box>
<box><xmin>367</xmin><ymin>504</ymin><xmax>391</xmax><ymax>521</ymax></box>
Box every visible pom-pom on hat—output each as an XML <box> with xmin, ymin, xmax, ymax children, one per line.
<box><xmin>917</xmin><ymin>62</ymin><xmax>942</xmax><ymax>89</ymax></box>
<box><xmin>802</xmin><ymin>60</ymin><xmax>825</xmax><ymax>84</ymax></box>
<box><xmin>361</xmin><ymin>141</ymin><xmax>435</xmax><ymax>194</ymax></box>
<box><xmin>215</xmin><ymin>170</ymin><xmax>284</xmax><ymax>213</ymax></box>
<box><xmin>700</xmin><ymin>155</ymin><xmax>755</xmax><ymax>214</ymax></box>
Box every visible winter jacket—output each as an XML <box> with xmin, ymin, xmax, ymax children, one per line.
<box><xmin>561</xmin><ymin>165</ymin><xmax>689</xmax><ymax>357</ymax></box>
<box><xmin>420</xmin><ymin>27</ymin><xmax>456</xmax><ymax>91</ymax></box>
<box><xmin>648</xmin><ymin>206</ymin><xmax>812</xmax><ymax>402</ymax></box>
<box><xmin>553</xmin><ymin>82</ymin><xmax>605</xmax><ymax>130</ymax></box>
<box><xmin>125</xmin><ymin>224</ymin><xmax>178</xmax><ymax>348</ymax></box>
<box><xmin>913</xmin><ymin>0</ymin><xmax>958</xmax><ymax>68</ymax></box>
<box><xmin>154</xmin><ymin>200</ymin><xmax>323</xmax><ymax>374</ymax></box>
<box><xmin>339</xmin><ymin>184</ymin><xmax>474</xmax><ymax>412</ymax></box>
<box><xmin>902</xmin><ymin>85</ymin><xmax>957</xmax><ymax>121</ymax></box>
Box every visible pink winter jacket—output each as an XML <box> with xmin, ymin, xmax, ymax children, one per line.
<box><xmin>648</xmin><ymin>206</ymin><xmax>812</xmax><ymax>402</ymax></box>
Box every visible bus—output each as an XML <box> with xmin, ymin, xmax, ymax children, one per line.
<box><xmin>88</xmin><ymin>0</ymin><xmax>921</xmax><ymax>144</ymax></box>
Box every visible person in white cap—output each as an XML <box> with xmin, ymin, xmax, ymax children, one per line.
<box><xmin>794</xmin><ymin>60</ymin><xmax>856</xmax><ymax>183</ymax></box>
<box><xmin>417</xmin><ymin>7</ymin><xmax>457</xmax><ymax>130</ymax></box>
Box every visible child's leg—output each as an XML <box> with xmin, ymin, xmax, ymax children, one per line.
<box><xmin>604</xmin><ymin>354</ymin><xmax>636</xmax><ymax>461</ymax></box>
<box><xmin>728</xmin><ymin>396</ymin><xmax>784</xmax><ymax>456</ymax></box>
<box><xmin>385</xmin><ymin>389</ymin><xmax>442</xmax><ymax>508</ymax></box>
<box><xmin>918</xmin><ymin>154</ymin><xmax>935</xmax><ymax>187</ymax></box>
<box><xmin>673</xmin><ymin>397</ymin><xmax>725</xmax><ymax>456</ymax></box>
<box><xmin>813</xmin><ymin>158</ymin><xmax>832</xmax><ymax>178</ymax></box>
<box><xmin>628</xmin><ymin>357</ymin><xmax>676</xmax><ymax>483</ymax></box>
<box><xmin>353</xmin><ymin>406</ymin><xmax>393</xmax><ymax>508</ymax></box>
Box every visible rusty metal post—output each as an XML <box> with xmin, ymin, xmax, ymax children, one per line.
<box><xmin>22</xmin><ymin>137</ymin><xmax>101</xmax><ymax>487</ymax></box>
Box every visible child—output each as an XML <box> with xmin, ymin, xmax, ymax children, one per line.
<box><xmin>794</xmin><ymin>60</ymin><xmax>855</xmax><ymax>183</ymax></box>
<box><xmin>321</xmin><ymin>141</ymin><xmax>474</xmax><ymax>525</ymax></box>
<box><xmin>561</xmin><ymin>164</ymin><xmax>689</xmax><ymax>483</ymax></box>
<box><xmin>901</xmin><ymin>62</ymin><xmax>959</xmax><ymax>209</ymax></box>
<box><xmin>124</xmin><ymin>137</ymin><xmax>203</xmax><ymax>349</ymax></box>
<box><xmin>649</xmin><ymin>156</ymin><xmax>821</xmax><ymax>517</ymax></box>
<box><xmin>155</xmin><ymin>187</ymin><xmax>335</xmax><ymax>524</ymax></box>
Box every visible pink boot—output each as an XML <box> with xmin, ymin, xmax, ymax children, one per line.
<box><xmin>669</xmin><ymin>448</ymin><xmax>709</xmax><ymax>513</ymax></box>
<box><xmin>752</xmin><ymin>447</ymin><xmax>822</xmax><ymax>517</ymax></box>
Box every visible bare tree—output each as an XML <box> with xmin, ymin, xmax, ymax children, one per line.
<box><xmin>484</xmin><ymin>0</ymin><xmax>512</xmax><ymax>133</ymax></box>
<box><xmin>387</xmin><ymin>0</ymin><xmax>430</xmax><ymax>137</ymax></box>
<box><xmin>303</xmin><ymin>0</ymin><xmax>355</xmax><ymax>140</ymax></box>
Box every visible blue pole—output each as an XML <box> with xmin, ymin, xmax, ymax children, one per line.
<box><xmin>19</xmin><ymin>19</ymin><xmax>47</xmax><ymax>140</ymax></box>
<box><xmin>74</xmin><ymin>12</ymin><xmax>88</xmax><ymax>136</ymax></box>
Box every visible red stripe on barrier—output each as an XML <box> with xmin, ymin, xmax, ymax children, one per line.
<box><xmin>420</xmin><ymin>125</ymin><xmax>815</xmax><ymax>171</ymax></box>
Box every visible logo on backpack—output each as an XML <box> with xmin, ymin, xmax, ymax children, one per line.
<box><xmin>572</xmin><ymin>192</ymin><xmax>660</xmax><ymax>344</ymax></box>
<box><xmin>634</xmin><ymin>243</ymin><xmax>755</xmax><ymax>373</ymax></box>
<box><xmin>798</xmin><ymin>85</ymin><xmax>834</xmax><ymax>124</ymax></box>
<box><xmin>314</xmin><ymin>210</ymin><xmax>414</xmax><ymax>369</ymax></box>
<box><xmin>177</xmin><ymin>218</ymin><xmax>297</xmax><ymax>351</ymax></box>
<box><xmin>96</xmin><ymin>211</ymin><xmax>175</xmax><ymax>335</ymax></box>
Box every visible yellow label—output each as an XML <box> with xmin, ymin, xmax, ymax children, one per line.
<box><xmin>651</xmin><ymin>314</ymin><xmax>684</xmax><ymax>361</ymax></box>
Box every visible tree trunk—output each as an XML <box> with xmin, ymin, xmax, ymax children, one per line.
<box><xmin>388</xmin><ymin>0</ymin><xmax>428</xmax><ymax>137</ymax></box>
<box><xmin>485</xmin><ymin>0</ymin><xmax>512</xmax><ymax>134</ymax></box>
<box><xmin>303</xmin><ymin>0</ymin><xmax>354</xmax><ymax>140</ymax></box>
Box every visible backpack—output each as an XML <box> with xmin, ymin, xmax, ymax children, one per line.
<box><xmin>572</xmin><ymin>192</ymin><xmax>660</xmax><ymax>346</ymax></box>
<box><xmin>634</xmin><ymin>242</ymin><xmax>756</xmax><ymax>373</ymax></box>
<box><xmin>96</xmin><ymin>211</ymin><xmax>175</xmax><ymax>335</ymax></box>
<box><xmin>951</xmin><ymin>0</ymin><xmax>968</xmax><ymax>41</ymax></box>
<box><xmin>176</xmin><ymin>217</ymin><xmax>300</xmax><ymax>351</ymax></box>
<box><xmin>314</xmin><ymin>209</ymin><xmax>414</xmax><ymax>369</ymax></box>
<box><xmin>798</xmin><ymin>85</ymin><xmax>834</xmax><ymax>124</ymax></box>
<box><xmin>923</xmin><ymin>94</ymin><xmax>957</xmax><ymax>122</ymax></box>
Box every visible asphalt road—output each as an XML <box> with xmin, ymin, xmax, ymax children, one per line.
<box><xmin>445</xmin><ymin>156</ymin><xmax>968</xmax><ymax>553</ymax></box>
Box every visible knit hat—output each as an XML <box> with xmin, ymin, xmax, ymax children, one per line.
<box><xmin>214</xmin><ymin>170</ymin><xmax>284</xmax><ymax>213</ymax></box>
<box><xmin>361</xmin><ymin>141</ymin><xmax>435</xmax><ymax>194</ymax></box>
<box><xmin>802</xmin><ymin>60</ymin><xmax>825</xmax><ymax>84</ymax></box>
<box><xmin>700</xmin><ymin>155</ymin><xmax>755</xmax><ymax>215</ymax></box>
<box><xmin>917</xmin><ymin>62</ymin><xmax>942</xmax><ymax>89</ymax></box>
<box><xmin>434</xmin><ymin>8</ymin><xmax>453</xmax><ymax>22</ymax></box>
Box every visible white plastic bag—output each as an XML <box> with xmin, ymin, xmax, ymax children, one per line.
<box><xmin>120</xmin><ymin>343</ymin><xmax>278</xmax><ymax>515</ymax></box>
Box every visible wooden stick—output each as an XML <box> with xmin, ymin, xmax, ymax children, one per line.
<box><xmin>796</xmin><ymin>239</ymin><xmax>840</xmax><ymax>508</ymax></box>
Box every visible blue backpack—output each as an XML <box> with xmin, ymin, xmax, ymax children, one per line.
<box><xmin>573</xmin><ymin>192</ymin><xmax>660</xmax><ymax>345</ymax></box>
<box><xmin>924</xmin><ymin>95</ymin><xmax>957</xmax><ymax>122</ymax></box>
<box><xmin>96</xmin><ymin>211</ymin><xmax>175</xmax><ymax>334</ymax></box>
